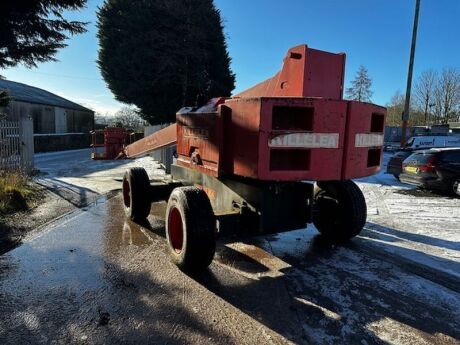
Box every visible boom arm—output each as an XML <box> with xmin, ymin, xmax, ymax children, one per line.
<box><xmin>124</xmin><ymin>123</ymin><xmax>177</xmax><ymax>158</ymax></box>
<box><xmin>123</xmin><ymin>44</ymin><xmax>346</xmax><ymax>159</ymax></box>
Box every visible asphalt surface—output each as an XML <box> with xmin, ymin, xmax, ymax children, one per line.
<box><xmin>1</xmin><ymin>194</ymin><xmax>459</xmax><ymax>344</ymax></box>
<box><xmin>34</xmin><ymin>149</ymin><xmax>164</xmax><ymax>207</ymax></box>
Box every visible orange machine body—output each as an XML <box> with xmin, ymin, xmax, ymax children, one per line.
<box><xmin>175</xmin><ymin>45</ymin><xmax>386</xmax><ymax>181</ymax></box>
<box><xmin>123</xmin><ymin>44</ymin><xmax>386</xmax><ymax>181</ymax></box>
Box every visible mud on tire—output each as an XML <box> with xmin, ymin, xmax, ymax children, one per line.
<box><xmin>122</xmin><ymin>167</ymin><xmax>151</xmax><ymax>221</ymax></box>
<box><xmin>166</xmin><ymin>187</ymin><xmax>216</xmax><ymax>272</ymax></box>
<box><xmin>313</xmin><ymin>180</ymin><xmax>367</xmax><ymax>243</ymax></box>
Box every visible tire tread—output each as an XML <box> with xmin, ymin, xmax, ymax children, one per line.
<box><xmin>313</xmin><ymin>180</ymin><xmax>366</xmax><ymax>242</ymax></box>
<box><xmin>166</xmin><ymin>187</ymin><xmax>215</xmax><ymax>272</ymax></box>
<box><xmin>124</xmin><ymin>167</ymin><xmax>151</xmax><ymax>221</ymax></box>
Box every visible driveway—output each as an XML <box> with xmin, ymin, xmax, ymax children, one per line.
<box><xmin>35</xmin><ymin>148</ymin><xmax>165</xmax><ymax>207</ymax></box>
<box><xmin>0</xmin><ymin>151</ymin><xmax>458</xmax><ymax>344</ymax></box>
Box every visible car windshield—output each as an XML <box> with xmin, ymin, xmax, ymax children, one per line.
<box><xmin>395</xmin><ymin>150</ymin><xmax>411</xmax><ymax>157</ymax></box>
<box><xmin>406</xmin><ymin>152</ymin><xmax>435</xmax><ymax>164</ymax></box>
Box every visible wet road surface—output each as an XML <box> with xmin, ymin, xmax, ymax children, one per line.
<box><xmin>34</xmin><ymin>149</ymin><xmax>164</xmax><ymax>207</ymax></box>
<box><xmin>0</xmin><ymin>195</ymin><xmax>459</xmax><ymax>344</ymax></box>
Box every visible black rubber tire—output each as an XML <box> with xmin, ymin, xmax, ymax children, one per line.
<box><xmin>452</xmin><ymin>180</ymin><xmax>460</xmax><ymax>197</ymax></box>
<box><xmin>313</xmin><ymin>180</ymin><xmax>367</xmax><ymax>243</ymax></box>
<box><xmin>122</xmin><ymin>167</ymin><xmax>151</xmax><ymax>221</ymax></box>
<box><xmin>165</xmin><ymin>187</ymin><xmax>216</xmax><ymax>272</ymax></box>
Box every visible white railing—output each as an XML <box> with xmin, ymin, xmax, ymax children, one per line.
<box><xmin>0</xmin><ymin>119</ymin><xmax>34</xmax><ymax>173</ymax></box>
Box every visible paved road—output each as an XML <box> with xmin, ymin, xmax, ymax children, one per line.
<box><xmin>356</xmin><ymin>154</ymin><xmax>460</xmax><ymax>287</ymax></box>
<box><xmin>1</xmin><ymin>194</ymin><xmax>459</xmax><ymax>344</ymax></box>
<box><xmin>34</xmin><ymin>149</ymin><xmax>164</xmax><ymax>207</ymax></box>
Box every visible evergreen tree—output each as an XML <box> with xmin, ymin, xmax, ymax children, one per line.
<box><xmin>97</xmin><ymin>0</ymin><xmax>235</xmax><ymax>125</ymax></box>
<box><xmin>0</xmin><ymin>0</ymin><xmax>87</xmax><ymax>69</ymax></box>
<box><xmin>346</xmin><ymin>65</ymin><xmax>373</xmax><ymax>102</ymax></box>
<box><xmin>0</xmin><ymin>90</ymin><xmax>11</xmax><ymax>108</ymax></box>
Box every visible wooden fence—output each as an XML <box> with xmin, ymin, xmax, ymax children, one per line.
<box><xmin>0</xmin><ymin>118</ymin><xmax>34</xmax><ymax>173</ymax></box>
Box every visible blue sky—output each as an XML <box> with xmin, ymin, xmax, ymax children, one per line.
<box><xmin>2</xmin><ymin>0</ymin><xmax>460</xmax><ymax>115</ymax></box>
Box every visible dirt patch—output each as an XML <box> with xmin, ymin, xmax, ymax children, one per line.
<box><xmin>0</xmin><ymin>182</ymin><xmax>76</xmax><ymax>254</ymax></box>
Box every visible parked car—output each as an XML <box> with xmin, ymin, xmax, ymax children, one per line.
<box><xmin>387</xmin><ymin>149</ymin><xmax>414</xmax><ymax>179</ymax></box>
<box><xmin>387</xmin><ymin>135</ymin><xmax>460</xmax><ymax>179</ymax></box>
<box><xmin>399</xmin><ymin>148</ymin><xmax>460</xmax><ymax>195</ymax></box>
<box><xmin>405</xmin><ymin>135</ymin><xmax>460</xmax><ymax>149</ymax></box>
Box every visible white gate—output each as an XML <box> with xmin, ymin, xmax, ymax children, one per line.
<box><xmin>0</xmin><ymin>118</ymin><xmax>34</xmax><ymax>173</ymax></box>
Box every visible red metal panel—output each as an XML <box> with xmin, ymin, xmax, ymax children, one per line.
<box><xmin>222</xmin><ymin>97</ymin><xmax>347</xmax><ymax>181</ymax></box>
<box><xmin>176</xmin><ymin>112</ymin><xmax>222</xmax><ymax>177</ymax></box>
<box><xmin>102</xmin><ymin>127</ymin><xmax>127</xmax><ymax>160</ymax></box>
<box><xmin>91</xmin><ymin>129</ymin><xmax>119</xmax><ymax>160</ymax></box>
<box><xmin>305</xmin><ymin>48</ymin><xmax>346</xmax><ymax>99</ymax></box>
<box><xmin>172</xmin><ymin>45</ymin><xmax>386</xmax><ymax>182</ymax></box>
<box><xmin>174</xmin><ymin>97</ymin><xmax>386</xmax><ymax>181</ymax></box>
<box><xmin>221</xmin><ymin>98</ymin><xmax>262</xmax><ymax>178</ymax></box>
<box><xmin>341</xmin><ymin>101</ymin><xmax>387</xmax><ymax>179</ymax></box>
<box><xmin>234</xmin><ymin>45</ymin><xmax>345</xmax><ymax>99</ymax></box>
<box><xmin>262</xmin><ymin>98</ymin><xmax>346</xmax><ymax>180</ymax></box>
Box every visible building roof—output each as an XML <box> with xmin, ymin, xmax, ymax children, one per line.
<box><xmin>0</xmin><ymin>79</ymin><xmax>93</xmax><ymax>112</ymax></box>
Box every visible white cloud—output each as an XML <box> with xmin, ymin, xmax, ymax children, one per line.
<box><xmin>81</xmin><ymin>102</ymin><xmax>123</xmax><ymax>115</ymax></box>
<box><xmin>55</xmin><ymin>92</ymin><xmax>124</xmax><ymax>115</ymax></box>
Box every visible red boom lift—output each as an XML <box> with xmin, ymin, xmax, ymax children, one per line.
<box><xmin>121</xmin><ymin>45</ymin><xmax>386</xmax><ymax>272</ymax></box>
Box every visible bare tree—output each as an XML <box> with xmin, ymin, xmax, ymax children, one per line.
<box><xmin>94</xmin><ymin>107</ymin><xmax>146</xmax><ymax>130</ymax></box>
<box><xmin>346</xmin><ymin>65</ymin><xmax>373</xmax><ymax>102</ymax></box>
<box><xmin>386</xmin><ymin>90</ymin><xmax>405</xmax><ymax>126</ymax></box>
<box><xmin>433</xmin><ymin>68</ymin><xmax>460</xmax><ymax>124</ymax></box>
<box><xmin>386</xmin><ymin>90</ymin><xmax>423</xmax><ymax>126</ymax></box>
<box><xmin>94</xmin><ymin>112</ymin><xmax>114</xmax><ymax>126</ymax></box>
<box><xmin>414</xmin><ymin>69</ymin><xmax>437</xmax><ymax>125</ymax></box>
<box><xmin>114</xmin><ymin>107</ymin><xmax>146</xmax><ymax>130</ymax></box>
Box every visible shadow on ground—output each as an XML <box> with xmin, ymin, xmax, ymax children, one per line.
<box><xmin>363</xmin><ymin>222</ymin><xmax>460</xmax><ymax>252</ymax></box>
<box><xmin>139</xmin><ymin>211</ymin><xmax>460</xmax><ymax>344</ymax></box>
<box><xmin>35</xmin><ymin>178</ymin><xmax>100</xmax><ymax>208</ymax></box>
<box><xmin>0</xmin><ymin>248</ymin><xmax>234</xmax><ymax>344</ymax></box>
<box><xmin>0</xmin><ymin>219</ymin><xmax>22</xmax><ymax>254</ymax></box>
<box><xmin>1</xmin><ymin>197</ymin><xmax>459</xmax><ymax>344</ymax></box>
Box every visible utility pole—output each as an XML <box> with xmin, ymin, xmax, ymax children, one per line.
<box><xmin>401</xmin><ymin>0</ymin><xmax>421</xmax><ymax>147</ymax></box>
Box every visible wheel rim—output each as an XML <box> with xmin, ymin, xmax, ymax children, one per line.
<box><xmin>168</xmin><ymin>207</ymin><xmax>183</xmax><ymax>253</ymax></box>
<box><xmin>122</xmin><ymin>178</ymin><xmax>131</xmax><ymax>208</ymax></box>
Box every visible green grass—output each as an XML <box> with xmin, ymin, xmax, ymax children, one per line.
<box><xmin>0</xmin><ymin>170</ymin><xmax>34</xmax><ymax>215</ymax></box>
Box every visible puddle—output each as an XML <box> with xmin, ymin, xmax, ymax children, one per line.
<box><xmin>0</xmin><ymin>196</ymin><xmax>164</xmax><ymax>296</ymax></box>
